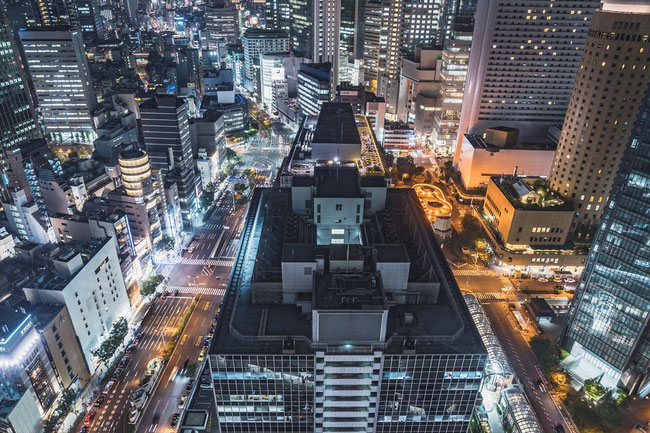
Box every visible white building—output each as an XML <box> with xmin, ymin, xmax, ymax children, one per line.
<box><xmin>19</xmin><ymin>27</ymin><xmax>97</xmax><ymax>144</ymax></box>
<box><xmin>0</xmin><ymin>227</ymin><xmax>16</xmax><ymax>260</ymax></box>
<box><xmin>242</xmin><ymin>29</ymin><xmax>289</xmax><ymax>93</ymax></box>
<box><xmin>23</xmin><ymin>238</ymin><xmax>132</xmax><ymax>373</ymax></box>
<box><xmin>260</xmin><ymin>53</ymin><xmax>305</xmax><ymax>113</ymax></box>
<box><xmin>383</xmin><ymin>122</ymin><xmax>416</xmax><ymax>153</ymax></box>
<box><xmin>2</xmin><ymin>189</ymin><xmax>54</xmax><ymax>244</ymax></box>
<box><xmin>396</xmin><ymin>47</ymin><xmax>442</xmax><ymax>123</ymax></box>
<box><xmin>455</xmin><ymin>0</ymin><xmax>600</xmax><ymax>164</ymax></box>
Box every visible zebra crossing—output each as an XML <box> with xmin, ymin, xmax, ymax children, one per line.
<box><xmin>472</xmin><ymin>292</ymin><xmax>508</xmax><ymax>301</ymax></box>
<box><xmin>452</xmin><ymin>269</ymin><xmax>494</xmax><ymax>276</ymax></box>
<box><xmin>180</xmin><ymin>258</ymin><xmax>235</xmax><ymax>267</ymax></box>
<box><xmin>164</xmin><ymin>285</ymin><xmax>226</xmax><ymax>296</ymax></box>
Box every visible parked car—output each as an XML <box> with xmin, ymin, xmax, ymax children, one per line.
<box><xmin>553</xmin><ymin>285</ymin><xmax>565</xmax><ymax>291</ymax></box>
<box><xmin>178</xmin><ymin>395</ymin><xmax>186</xmax><ymax>408</ymax></box>
<box><xmin>80</xmin><ymin>426</ymin><xmax>88</xmax><ymax>433</ymax></box>
<box><xmin>564</xmin><ymin>277</ymin><xmax>576</xmax><ymax>283</ymax></box>
<box><xmin>537</xmin><ymin>277</ymin><xmax>549</xmax><ymax>283</ymax></box>
<box><xmin>171</xmin><ymin>413</ymin><xmax>180</xmax><ymax>427</ymax></box>
<box><xmin>200</xmin><ymin>380</ymin><xmax>213</xmax><ymax>390</ymax></box>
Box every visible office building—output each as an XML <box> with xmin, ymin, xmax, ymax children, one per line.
<box><xmin>0</xmin><ymin>307</ymin><xmax>61</xmax><ymax>433</ymax></box>
<box><xmin>396</xmin><ymin>47</ymin><xmax>442</xmax><ymax>124</ymax></box>
<box><xmin>24</xmin><ymin>238</ymin><xmax>132</xmax><ymax>374</ymax></box>
<box><xmin>114</xmin><ymin>148</ymin><xmax>167</xmax><ymax>250</ymax></box>
<box><xmin>335</xmin><ymin>82</ymin><xmax>386</xmax><ymax>142</ymax></box>
<box><xmin>287</xmin><ymin>0</ymin><xmax>313</xmax><ymax>56</ymax></box>
<box><xmin>124</xmin><ymin>0</ymin><xmax>137</xmax><ymax>25</ymax></box>
<box><xmin>265</xmin><ymin>0</ymin><xmax>290</xmax><ymax>32</ymax></box>
<box><xmin>190</xmin><ymin>111</ymin><xmax>227</xmax><ymax>161</ymax></box>
<box><xmin>0</xmin><ymin>11</ymin><xmax>41</xmax><ymax>200</ymax></box>
<box><xmin>0</xmin><ymin>227</ymin><xmax>16</xmax><ymax>260</ymax></box>
<box><xmin>297</xmin><ymin>62</ymin><xmax>331</xmax><ymax>116</ymax></box>
<box><xmin>434</xmin><ymin>18</ymin><xmax>473</xmax><ymax>157</ymax></box>
<box><xmin>19</xmin><ymin>27</ymin><xmax>97</xmax><ymax>144</ymax></box>
<box><xmin>383</xmin><ymin>121</ymin><xmax>416</xmax><ymax>153</ymax></box>
<box><xmin>140</xmin><ymin>95</ymin><xmax>199</xmax><ymax>228</ymax></box>
<box><xmin>455</xmin><ymin>0</ymin><xmax>600</xmax><ymax>164</ymax></box>
<box><xmin>561</xmin><ymin>72</ymin><xmax>650</xmax><ymax>395</ymax></box>
<box><xmin>260</xmin><ymin>53</ymin><xmax>305</xmax><ymax>111</ymax></box>
<box><xmin>548</xmin><ymin>4</ymin><xmax>650</xmax><ymax>240</ymax></box>
<box><xmin>2</xmin><ymin>188</ymin><xmax>54</xmax><ymax>244</ymax></box>
<box><xmin>242</xmin><ymin>29</ymin><xmax>290</xmax><ymax>93</ymax></box>
<box><xmin>457</xmin><ymin>127</ymin><xmax>557</xmax><ymax>190</ymax></box>
<box><xmin>365</xmin><ymin>0</ymin><xmax>446</xmax><ymax>114</ymax></box>
<box><xmin>35</xmin><ymin>304</ymin><xmax>92</xmax><ymax>388</ymax></box>
<box><xmin>76</xmin><ymin>0</ymin><xmax>104</xmax><ymax>42</ymax></box>
<box><xmin>205</xmin><ymin>2</ymin><xmax>240</xmax><ymax>49</ymax></box>
<box><xmin>207</xmin><ymin>102</ymin><xmax>486</xmax><ymax>433</ymax></box>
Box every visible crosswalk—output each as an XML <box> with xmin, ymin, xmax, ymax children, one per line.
<box><xmin>452</xmin><ymin>269</ymin><xmax>494</xmax><ymax>276</ymax></box>
<box><xmin>180</xmin><ymin>258</ymin><xmax>235</xmax><ymax>267</ymax></box>
<box><xmin>472</xmin><ymin>292</ymin><xmax>508</xmax><ymax>301</ymax></box>
<box><xmin>164</xmin><ymin>285</ymin><xmax>226</xmax><ymax>296</ymax></box>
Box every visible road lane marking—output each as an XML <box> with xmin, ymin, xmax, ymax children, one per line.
<box><xmin>180</xmin><ymin>335</ymin><xmax>188</xmax><ymax>345</ymax></box>
<box><xmin>203</xmin><ymin>301</ymin><xmax>211</xmax><ymax>311</ymax></box>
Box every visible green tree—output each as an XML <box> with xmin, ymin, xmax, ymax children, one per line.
<box><xmin>91</xmin><ymin>318</ymin><xmax>129</xmax><ymax>363</ymax></box>
<box><xmin>200</xmin><ymin>188</ymin><xmax>215</xmax><ymax>210</ymax></box>
<box><xmin>234</xmin><ymin>182</ymin><xmax>247</xmax><ymax>193</ymax></box>
<box><xmin>140</xmin><ymin>274</ymin><xmax>164</xmax><ymax>297</ymax></box>
<box><xmin>584</xmin><ymin>378</ymin><xmax>607</xmax><ymax>400</ymax></box>
<box><xmin>155</xmin><ymin>235</ymin><xmax>175</xmax><ymax>251</ymax></box>
<box><xmin>225</xmin><ymin>147</ymin><xmax>237</xmax><ymax>161</ymax></box>
<box><xmin>395</xmin><ymin>156</ymin><xmax>417</xmax><ymax>179</ymax></box>
<box><xmin>57</xmin><ymin>387</ymin><xmax>77</xmax><ymax>414</ymax></box>
<box><xmin>43</xmin><ymin>417</ymin><xmax>57</xmax><ymax>433</ymax></box>
<box><xmin>529</xmin><ymin>335</ymin><xmax>559</xmax><ymax>373</ymax></box>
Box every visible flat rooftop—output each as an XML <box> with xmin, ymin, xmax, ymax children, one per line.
<box><xmin>312</xmin><ymin>103</ymin><xmax>361</xmax><ymax>145</ymax></box>
<box><xmin>491</xmin><ymin>176</ymin><xmax>573</xmax><ymax>211</ymax></box>
<box><xmin>210</xmin><ymin>188</ymin><xmax>485</xmax><ymax>356</ymax></box>
<box><xmin>464</xmin><ymin>134</ymin><xmax>556</xmax><ymax>151</ymax></box>
<box><xmin>315</xmin><ymin>166</ymin><xmax>361</xmax><ymax>198</ymax></box>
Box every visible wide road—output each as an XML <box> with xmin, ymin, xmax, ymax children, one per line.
<box><xmin>483</xmin><ymin>301</ymin><xmax>573</xmax><ymax>433</ymax></box>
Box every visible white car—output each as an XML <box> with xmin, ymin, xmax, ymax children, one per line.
<box><xmin>564</xmin><ymin>277</ymin><xmax>576</xmax><ymax>283</ymax></box>
<box><xmin>200</xmin><ymin>381</ymin><xmax>213</xmax><ymax>390</ymax></box>
<box><xmin>537</xmin><ymin>277</ymin><xmax>549</xmax><ymax>283</ymax></box>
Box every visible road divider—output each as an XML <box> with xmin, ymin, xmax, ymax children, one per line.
<box><xmin>162</xmin><ymin>294</ymin><xmax>200</xmax><ymax>361</ymax></box>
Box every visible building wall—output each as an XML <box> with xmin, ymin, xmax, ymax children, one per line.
<box><xmin>41</xmin><ymin>306</ymin><xmax>92</xmax><ymax>388</ymax></box>
<box><xmin>314</xmin><ymin>197</ymin><xmax>363</xmax><ymax>227</ymax></box>
<box><xmin>483</xmin><ymin>180</ymin><xmax>573</xmax><ymax>249</ymax></box>
<box><xmin>457</xmin><ymin>138</ymin><xmax>555</xmax><ymax>189</ymax></box>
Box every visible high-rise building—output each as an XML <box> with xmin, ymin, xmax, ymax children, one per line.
<box><xmin>433</xmin><ymin>17</ymin><xmax>473</xmax><ymax>157</ymax></box>
<box><xmin>288</xmin><ymin>0</ymin><xmax>313</xmax><ymax>56</ymax></box>
<box><xmin>260</xmin><ymin>53</ymin><xmax>305</xmax><ymax>111</ymax></box>
<box><xmin>548</xmin><ymin>4</ymin><xmax>650</xmax><ymax>239</ymax></box>
<box><xmin>205</xmin><ymin>1</ymin><xmax>240</xmax><ymax>50</ymax></box>
<box><xmin>297</xmin><ymin>62</ymin><xmax>331</xmax><ymax>116</ymax></box>
<box><xmin>562</xmin><ymin>77</ymin><xmax>650</xmax><ymax>395</ymax></box>
<box><xmin>265</xmin><ymin>0</ymin><xmax>290</xmax><ymax>33</ymax></box>
<box><xmin>24</xmin><ymin>238</ymin><xmax>132</xmax><ymax>374</ymax></box>
<box><xmin>242</xmin><ymin>28</ymin><xmax>290</xmax><ymax>93</ymax></box>
<box><xmin>124</xmin><ymin>0</ymin><xmax>137</xmax><ymax>25</ymax></box>
<box><xmin>363</xmin><ymin>0</ymin><xmax>446</xmax><ymax>114</ymax></box>
<box><xmin>19</xmin><ymin>26</ymin><xmax>97</xmax><ymax>144</ymax></box>
<box><xmin>76</xmin><ymin>0</ymin><xmax>104</xmax><ymax>42</ymax></box>
<box><xmin>207</xmin><ymin>103</ymin><xmax>486</xmax><ymax>433</ymax></box>
<box><xmin>455</xmin><ymin>0</ymin><xmax>600</xmax><ymax>164</ymax></box>
<box><xmin>1</xmin><ymin>188</ymin><xmax>54</xmax><ymax>244</ymax></box>
<box><xmin>140</xmin><ymin>95</ymin><xmax>199</xmax><ymax>228</ymax></box>
<box><xmin>0</xmin><ymin>10</ymin><xmax>41</xmax><ymax>200</ymax></box>
<box><xmin>117</xmin><ymin>148</ymin><xmax>168</xmax><ymax>249</ymax></box>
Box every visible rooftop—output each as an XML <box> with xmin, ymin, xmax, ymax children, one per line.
<box><xmin>464</xmin><ymin>134</ymin><xmax>556</xmax><ymax>151</ymax></box>
<box><xmin>491</xmin><ymin>176</ymin><xmax>573</xmax><ymax>211</ymax></box>
<box><xmin>210</xmin><ymin>187</ymin><xmax>485</xmax><ymax>356</ymax></box>
<box><xmin>312</xmin><ymin>103</ymin><xmax>361</xmax><ymax>145</ymax></box>
<box><xmin>314</xmin><ymin>166</ymin><xmax>361</xmax><ymax>198</ymax></box>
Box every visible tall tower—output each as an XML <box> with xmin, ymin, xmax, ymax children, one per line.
<box><xmin>454</xmin><ymin>0</ymin><xmax>600</xmax><ymax>165</ymax></box>
<box><xmin>19</xmin><ymin>26</ymin><xmax>97</xmax><ymax>145</ymax></box>
<box><xmin>562</xmin><ymin>78</ymin><xmax>650</xmax><ymax>396</ymax></box>
<box><xmin>548</xmin><ymin>2</ymin><xmax>650</xmax><ymax>239</ymax></box>
<box><xmin>0</xmin><ymin>9</ymin><xmax>41</xmax><ymax>200</ymax></box>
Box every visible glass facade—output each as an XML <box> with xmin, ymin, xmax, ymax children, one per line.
<box><xmin>377</xmin><ymin>354</ymin><xmax>484</xmax><ymax>433</ymax></box>
<box><xmin>564</xmin><ymin>87</ymin><xmax>650</xmax><ymax>387</ymax></box>
<box><xmin>211</xmin><ymin>354</ymin><xmax>315</xmax><ymax>432</ymax></box>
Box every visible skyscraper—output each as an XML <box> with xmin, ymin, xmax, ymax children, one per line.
<box><xmin>205</xmin><ymin>1</ymin><xmax>240</xmax><ymax>50</ymax></box>
<box><xmin>548</xmin><ymin>4</ymin><xmax>650</xmax><ymax>239</ymax></box>
<box><xmin>0</xmin><ymin>9</ymin><xmax>40</xmax><ymax>199</ymax></box>
<box><xmin>562</xmin><ymin>78</ymin><xmax>650</xmax><ymax>395</ymax></box>
<box><xmin>455</xmin><ymin>0</ymin><xmax>600</xmax><ymax>164</ymax></box>
<box><xmin>76</xmin><ymin>0</ymin><xmax>104</xmax><ymax>42</ymax></box>
<box><xmin>207</xmin><ymin>103</ymin><xmax>486</xmax><ymax>433</ymax></box>
<box><xmin>242</xmin><ymin>28</ymin><xmax>290</xmax><ymax>92</ymax></box>
<box><xmin>140</xmin><ymin>95</ymin><xmax>199</xmax><ymax>228</ymax></box>
<box><xmin>19</xmin><ymin>26</ymin><xmax>97</xmax><ymax>144</ymax></box>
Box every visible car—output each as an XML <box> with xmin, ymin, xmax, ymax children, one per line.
<box><xmin>83</xmin><ymin>410</ymin><xmax>97</xmax><ymax>425</ymax></box>
<box><xmin>135</xmin><ymin>330</ymin><xmax>144</xmax><ymax>339</ymax></box>
<box><xmin>171</xmin><ymin>413</ymin><xmax>180</xmax><ymax>427</ymax></box>
<box><xmin>161</xmin><ymin>290</ymin><xmax>169</xmax><ymax>299</ymax></box>
<box><xmin>102</xmin><ymin>379</ymin><xmax>115</xmax><ymax>395</ymax></box>
<box><xmin>113</xmin><ymin>368</ymin><xmax>123</xmax><ymax>378</ymax></box>
<box><xmin>80</xmin><ymin>426</ymin><xmax>88</xmax><ymax>433</ymax></box>
<box><xmin>187</xmin><ymin>247</ymin><xmax>195</xmax><ymax>253</ymax></box>
<box><xmin>186</xmin><ymin>382</ymin><xmax>193</xmax><ymax>392</ymax></box>
<box><xmin>564</xmin><ymin>277</ymin><xmax>576</xmax><ymax>283</ymax></box>
<box><xmin>94</xmin><ymin>395</ymin><xmax>105</xmax><ymax>408</ymax></box>
<box><xmin>553</xmin><ymin>285</ymin><xmax>565</xmax><ymax>291</ymax></box>
<box><xmin>181</xmin><ymin>358</ymin><xmax>189</xmax><ymax>375</ymax></box>
<box><xmin>178</xmin><ymin>395</ymin><xmax>186</xmax><ymax>408</ymax></box>
<box><xmin>118</xmin><ymin>356</ymin><xmax>129</xmax><ymax>368</ymax></box>
<box><xmin>172</xmin><ymin>289</ymin><xmax>179</xmax><ymax>296</ymax></box>
<box><xmin>537</xmin><ymin>277</ymin><xmax>549</xmax><ymax>283</ymax></box>
<box><xmin>635</xmin><ymin>424</ymin><xmax>650</xmax><ymax>433</ymax></box>
<box><xmin>200</xmin><ymin>381</ymin><xmax>213</xmax><ymax>390</ymax></box>
<box><xmin>554</xmin><ymin>422</ymin><xmax>566</xmax><ymax>433</ymax></box>
<box><xmin>152</xmin><ymin>414</ymin><xmax>160</xmax><ymax>427</ymax></box>
<box><xmin>124</xmin><ymin>345</ymin><xmax>135</xmax><ymax>354</ymax></box>
<box><xmin>535</xmin><ymin>377</ymin><xmax>546</xmax><ymax>392</ymax></box>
